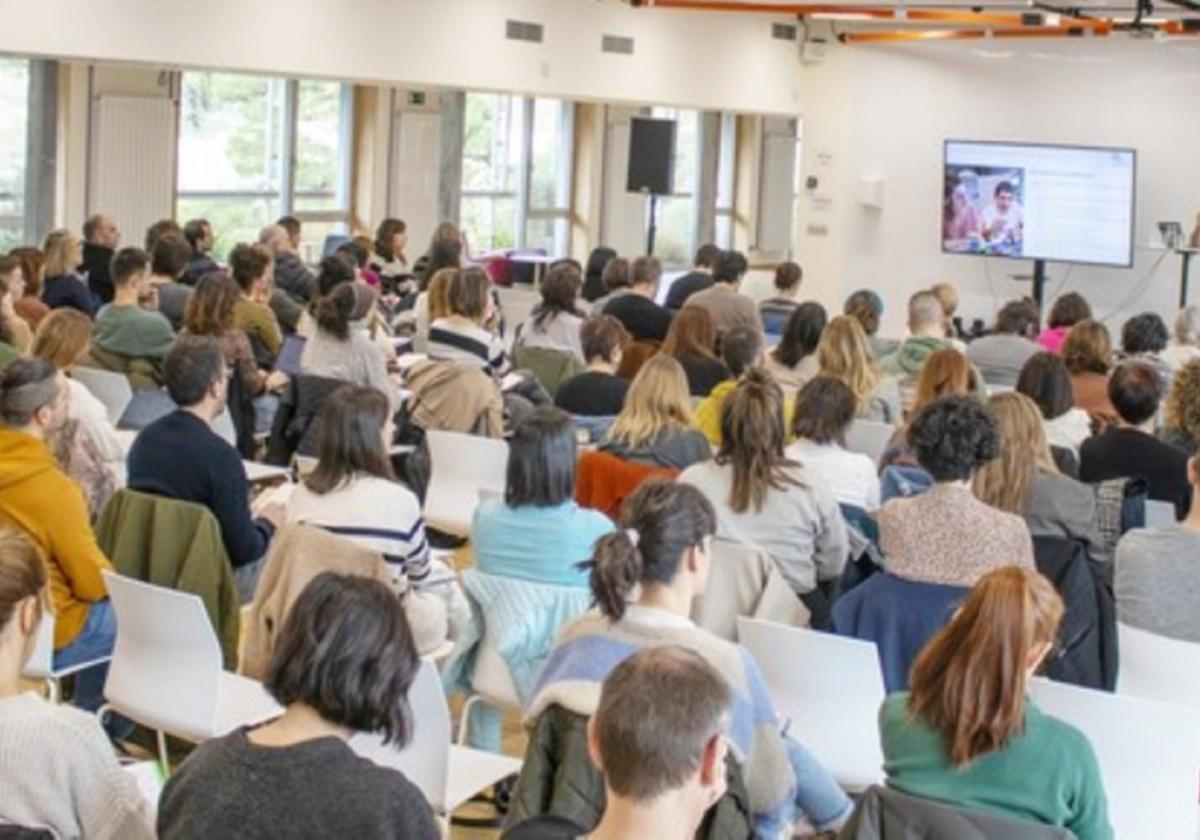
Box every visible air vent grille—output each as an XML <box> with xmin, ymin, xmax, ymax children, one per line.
<box><xmin>506</xmin><ymin>19</ymin><xmax>544</xmax><ymax>43</ymax></box>
<box><xmin>602</xmin><ymin>34</ymin><xmax>635</xmax><ymax>55</ymax></box>
<box><xmin>772</xmin><ymin>22</ymin><xmax>799</xmax><ymax>40</ymax></box>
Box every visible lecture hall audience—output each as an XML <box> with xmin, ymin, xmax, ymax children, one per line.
<box><xmin>1016</xmin><ymin>351</ymin><xmax>1092</xmax><ymax>464</ymax></box>
<box><xmin>1038</xmin><ymin>291</ymin><xmax>1091</xmax><ymax>353</ymax></box>
<box><xmin>368</xmin><ymin>218</ymin><xmax>411</xmax><ymax>295</ymax></box>
<box><xmin>879</xmin><ymin>347</ymin><xmax>975</xmax><ymax>470</ymax></box>
<box><xmin>817</xmin><ymin>314</ymin><xmax>902</xmax><ymax>423</ymax></box>
<box><xmin>843</xmin><ymin>288</ymin><xmax>897</xmax><ymax>360</ymax></box>
<box><xmin>181</xmin><ymin>218</ymin><xmax>220</xmax><ymax>286</ymax></box>
<box><xmin>41</xmin><ymin>229</ymin><xmax>97</xmax><ymax>318</ymax></box>
<box><xmin>757</xmin><ymin>260</ymin><xmax>805</xmax><ymax>335</ymax></box>
<box><xmin>92</xmin><ymin>246</ymin><xmax>176</xmax><ymax>365</ymax></box>
<box><xmin>554</xmin><ymin>314</ymin><xmax>630</xmax><ymax>418</ymax></box>
<box><xmin>965</xmin><ymin>298</ymin><xmax>1039</xmax><ymax>387</ymax></box>
<box><xmin>880</xmin><ymin>290</ymin><xmax>954</xmax><ymax>397</ymax></box>
<box><xmin>787</xmin><ymin>376</ymin><xmax>882</xmax><ymax>512</ymax></box>
<box><xmin>229</xmin><ymin>242</ymin><xmax>284</xmax><ymax>364</ymax></box>
<box><xmin>1061</xmin><ymin>318</ymin><xmax>1118</xmax><ymax>429</ymax></box>
<box><xmin>516</xmin><ymin>261</ymin><xmax>587</xmax><ymax>360</ymax></box>
<box><xmin>694</xmin><ymin>325</ymin><xmax>768</xmax><ymax>445</ymax></box>
<box><xmin>182</xmin><ymin>272</ymin><xmax>282</xmax><ymax>402</ymax></box>
<box><xmin>300</xmin><ymin>281</ymin><xmax>390</xmax><ymax>403</ymax></box>
<box><xmin>79</xmin><ymin>213</ymin><xmax>121</xmax><ymax>305</ymax></box>
<box><xmin>599</xmin><ymin>354</ymin><xmax>711</xmax><ymax>470</ymax></box>
<box><xmin>685</xmin><ymin>250</ymin><xmax>760</xmax><ymax>339</ymax></box>
<box><xmin>663</xmin><ymin>242</ymin><xmax>721</xmax><ymax>311</ymax></box>
<box><xmin>763</xmin><ymin>300</ymin><xmax>825</xmax><ymax>393</ymax></box>
<box><xmin>7</xmin><ymin>247</ymin><xmax>49</xmax><ymax>331</ymax></box>
<box><xmin>601</xmin><ymin>255</ymin><xmax>672</xmax><ymax>343</ymax></box>
<box><xmin>147</xmin><ymin>233</ymin><xmax>195</xmax><ymax>332</ymax></box>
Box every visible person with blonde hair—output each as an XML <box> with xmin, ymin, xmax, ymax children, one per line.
<box><xmin>600</xmin><ymin>355</ymin><xmax>710</xmax><ymax>469</ymax></box>
<box><xmin>817</xmin><ymin>315</ymin><xmax>901</xmax><ymax>423</ymax></box>
<box><xmin>410</xmin><ymin>266</ymin><xmax>456</xmax><ymax>352</ymax></box>
<box><xmin>1161</xmin><ymin>305</ymin><xmax>1200</xmax><ymax>372</ymax></box>
<box><xmin>973</xmin><ymin>392</ymin><xmax>1100</xmax><ymax>547</ymax></box>
<box><xmin>881</xmin><ymin>566</ymin><xmax>1112</xmax><ymax>839</ymax></box>
<box><xmin>929</xmin><ymin>281</ymin><xmax>964</xmax><ymax>348</ymax></box>
<box><xmin>41</xmin><ymin>229</ymin><xmax>97</xmax><ymax>318</ymax></box>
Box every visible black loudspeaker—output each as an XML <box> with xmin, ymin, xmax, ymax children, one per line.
<box><xmin>627</xmin><ymin>117</ymin><xmax>676</xmax><ymax>195</ymax></box>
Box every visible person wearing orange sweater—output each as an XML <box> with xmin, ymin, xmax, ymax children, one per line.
<box><xmin>0</xmin><ymin>358</ymin><xmax>114</xmax><ymax>711</ymax></box>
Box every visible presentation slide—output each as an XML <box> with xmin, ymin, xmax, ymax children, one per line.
<box><xmin>942</xmin><ymin>141</ymin><xmax>1136</xmax><ymax>267</ymax></box>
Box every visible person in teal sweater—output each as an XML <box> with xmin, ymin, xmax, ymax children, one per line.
<box><xmin>879</xmin><ymin>566</ymin><xmax>1113</xmax><ymax>840</ymax></box>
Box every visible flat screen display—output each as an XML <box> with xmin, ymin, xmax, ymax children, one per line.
<box><xmin>942</xmin><ymin>140</ymin><xmax>1136</xmax><ymax>267</ymax></box>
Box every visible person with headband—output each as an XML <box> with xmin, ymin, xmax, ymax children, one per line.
<box><xmin>881</xmin><ymin>566</ymin><xmax>1112</xmax><ymax>839</ymax></box>
<box><xmin>0</xmin><ymin>525</ymin><xmax>154</xmax><ymax>838</ymax></box>
<box><xmin>516</xmin><ymin>479</ymin><xmax>851</xmax><ymax>836</ymax></box>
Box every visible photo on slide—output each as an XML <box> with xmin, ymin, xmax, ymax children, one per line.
<box><xmin>943</xmin><ymin>165</ymin><xmax>1025</xmax><ymax>257</ymax></box>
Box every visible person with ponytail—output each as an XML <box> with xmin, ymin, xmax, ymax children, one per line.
<box><xmin>679</xmin><ymin>367</ymin><xmax>847</xmax><ymax>626</ymax></box>
<box><xmin>519</xmin><ymin>479</ymin><xmax>851</xmax><ymax>836</ymax></box>
<box><xmin>299</xmin><ymin>280</ymin><xmax>391</xmax><ymax>405</ymax></box>
<box><xmin>0</xmin><ymin>524</ymin><xmax>154</xmax><ymax>839</ymax></box>
<box><xmin>881</xmin><ymin>566</ymin><xmax>1112</xmax><ymax>839</ymax></box>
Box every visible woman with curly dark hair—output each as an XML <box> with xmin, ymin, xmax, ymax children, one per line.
<box><xmin>878</xmin><ymin>395</ymin><xmax>1035</xmax><ymax>587</ymax></box>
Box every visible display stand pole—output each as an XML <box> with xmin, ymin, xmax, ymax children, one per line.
<box><xmin>1179</xmin><ymin>250</ymin><xmax>1196</xmax><ymax>309</ymax></box>
<box><xmin>1032</xmin><ymin>259</ymin><xmax>1048</xmax><ymax>317</ymax></box>
<box><xmin>646</xmin><ymin>193</ymin><xmax>659</xmax><ymax>256</ymax></box>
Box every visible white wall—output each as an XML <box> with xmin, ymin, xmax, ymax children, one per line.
<box><xmin>795</xmin><ymin>39</ymin><xmax>1200</xmax><ymax>335</ymax></box>
<box><xmin>0</xmin><ymin>0</ymin><xmax>803</xmax><ymax>115</ymax></box>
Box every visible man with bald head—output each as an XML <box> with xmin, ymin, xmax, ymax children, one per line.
<box><xmin>259</xmin><ymin>223</ymin><xmax>314</xmax><ymax>305</ymax></box>
<box><xmin>80</xmin><ymin>213</ymin><xmax>122</xmax><ymax>304</ymax></box>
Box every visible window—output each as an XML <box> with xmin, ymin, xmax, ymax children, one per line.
<box><xmin>650</xmin><ymin>106</ymin><xmax>700</xmax><ymax>268</ymax></box>
<box><xmin>461</xmin><ymin>93</ymin><xmax>572</xmax><ymax>255</ymax></box>
<box><xmin>0</xmin><ymin>58</ymin><xmax>30</xmax><ymax>250</ymax></box>
<box><xmin>176</xmin><ymin>71</ymin><xmax>353</xmax><ymax>261</ymax></box>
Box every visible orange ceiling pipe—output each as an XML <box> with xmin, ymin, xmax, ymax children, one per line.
<box><xmin>840</xmin><ymin>22</ymin><xmax>1123</xmax><ymax>41</ymax></box>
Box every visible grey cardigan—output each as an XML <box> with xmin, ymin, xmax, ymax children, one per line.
<box><xmin>1025</xmin><ymin>470</ymin><xmax>1103</xmax><ymax>551</ymax></box>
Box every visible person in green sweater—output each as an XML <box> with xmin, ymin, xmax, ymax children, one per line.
<box><xmin>880</xmin><ymin>566</ymin><xmax>1113</xmax><ymax>839</ymax></box>
<box><xmin>92</xmin><ymin>247</ymin><xmax>176</xmax><ymax>361</ymax></box>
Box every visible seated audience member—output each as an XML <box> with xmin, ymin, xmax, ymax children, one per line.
<box><xmin>1115</xmin><ymin>453</ymin><xmax>1200</xmax><ymax>643</ymax></box>
<box><xmin>879</xmin><ymin>348</ymin><xmax>975</xmax><ymax>470</ymax></box>
<box><xmin>412</xmin><ymin>221</ymin><xmax>465</xmax><ymax>285</ymax></box>
<box><xmin>757</xmin><ymin>261</ymin><xmax>804</xmax><ymax>335</ymax></box>
<box><xmin>0</xmin><ymin>359</ymin><xmax>114</xmax><ymax>710</ymax></box>
<box><xmin>555</xmin><ymin>315</ymin><xmax>630</xmax><ymax>418</ymax></box>
<box><xmin>181</xmin><ymin>218</ymin><xmax>220</xmax><ymax>286</ymax></box>
<box><xmin>524</xmin><ymin>480</ymin><xmax>852</xmax><ymax>835</ymax></box>
<box><xmin>764</xmin><ymin>301</ymin><xmax>825</xmax><ymax>393</ymax></box>
<box><xmin>411</xmin><ymin>266</ymin><xmax>455</xmax><ymax>352</ymax></box>
<box><xmin>695</xmin><ymin>326</ymin><xmax>768</xmax><ymax>445</ymax></box>
<box><xmin>1062</xmin><ymin>319</ymin><xmax>1118</xmax><ymax>429</ymax></box>
<box><xmin>880</xmin><ymin>290</ymin><xmax>952</xmax><ymax>385</ymax></box>
<box><xmin>685</xmin><ymin>250</ymin><xmax>760</xmax><ymax>339</ymax></box>
<box><xmin>974</xmin><ymin>392</ymin><xmax>1100</xmax><ymax>547</ymax></box>
<box><xmin>336</xmin><ymin>238</ymin><xmax>371</xmax><ymax>287</ymax></box>
<box><xmin>664</xmin><ymin>243</ymin><xmax>721</xmax><ymax>311</ymax></box>
<box><xmin>41</xmin><ymin>229</ymin><xmax>97</xmax><ymax>318</ymax></box>
<box><xmin>260</xmin><ymin>223</ymin><xmax>316</xmax><ymax>305</ymax></box>
<box><xmin>93</xmin><ymin>247</ymin><xmax>176</xmax><ymax>362</ymax></box>
<box><xmin>660</xmin><ymin>304</ymin><xmax>730</xmax><ymax>398</ymax></box>
<box><xmin>879</xmin><ymin>396</ymin><xmax>1034</xmax><ymax>587</ymax></box>
<box><xmin>600</xmin><ymin>355</ymin><xmax>711</xmax><ymax>470</ymax></box>
<box><xmin>286</xmin><ymin>386</ymin><xmax>429</xmax><ymax>585</ymax></box>
<box><xmin>818</xmin><ymin>314</ymin><xmax>901</xmax><ymax>423</ymax></box>
<box><xmin>602</xmin><ymin>255</ymin><xmax>672</xmax><ymax>343</ymax></box>
<box><xmin>1119</xmin><ymin>311</ymin><xmax>1172</xmax><ymax>392</ymax></box>
<box><xmin>473</xmin><ymin>407</ymin><xmax>613</xmax><ymax>587</ymax></box>
<box><xmin>1017</xmin><ymin>351</ymin><xmax>1092</xmax><ymax>459</ymax></box>
<box><xmin>8</xmin><ymin>247</ymin><xmax>50</xmax><ymax>330</ymax></box>
<box><xmin>0</xmin><ymin>257</ymin><xmax>30</xmax><ymax>357</ymax></box>
<box><xmin>297</xmin><ymin>254</ymin><xmax>356</xmax><ymax>338</ymax></box>
<box><xmin>680</xmin><ymin>370</ymin><xmax>847</xmax><ymax>625</ymax></box>
<box><xmin>158</xmin><ymin>572</ymin><xmax>437</xmax><ymax>839</ymax></box>
<box><xmin>787</xmin><ymin>376</ymin><xmax>881</xmax><ymax>512</ymax></box>
<box><xmin>79</xmin><ymin>213</ymin><xmax>121</xmax><ymax>305</ymax></box>
<box><xmin>278</xmin><ymin>215</ymin><xmax>303</xmax><ymax>252</ymax></box>
<box><xmin>184</xmin><ymin>273</ymin><xmax>283</xmax><ymax>401</ymax></box>
<box><xmin>368</xmin><ymin>217</ymin><xmax>411</xmax><ymax>296</ymax></box>
<box><xmin>581</xmin><ymin>246</ymin><xmax>617</xmax><ymax>304</ymax></box>
<box><xmin>517</xmin><ymin>262</ymin><xmax>587</xmax><ymax>360</ymax></box>
<box><xmin>1038</xmin><ymin>291</ymin><xmax>1090</xmax><ymax>353</ymax></box>
<box><xmin>300</xmin><ymin>282</ymin><xmax>390</xmax><ymax>403</ymax></box>
<box><xmin>844</xmin><ymin>288</ymin><xmax>897</xmax><ymax>360</ymax></box>
<box><xmin>127</xmin><ymin>336</ymin><xmax>285</xmax><ymax>601</ymax></box>
<box><xmin>428</xmin><ymin>266</ymin><xmax>511</xmax><ymax>377</ymax></box>
<box><xmin>1161</xmin><ymin>304</ymin><xmax>1200</xmax><ymax>371</ymax></box>
<box><xmin>229</xmin><ymin>243</ymin><xmax>284</xmax><ymax>362</ymax></box>
<box><xmin>881</xmin><ymin>566</ymin><xmax>1112</xmax><ymax>840</ymax></box>
<box><xmin>1160</xmin><ymin>358</ymin><xmax>1200</xmax><ymax>455</ymax></box>
<box><xmin>1079</xmin><ymin>362</ymin><xmax>1191</xmax><ymax>515</ymax></box>
<box><xmin>588</xmin><ymin>256</ymin><xmax>630</xmax><ymax>315</ymax></box>
<box><xmin>147</xmin><ymin>233</ymin><xmax>195</xmax><ymax>332</ymax></box>
<box><xmin>966</xmin><ymin>299</ymin><xmax>1040</xmax><ymax>387</ymax></box>
<box><xmin>144</xmin><ymin>218</ymin><xmax>182</xmax><ymax>252</ymax></box>
<box><xmin>929</xmin><ymin>281</ymin><xmax>964</xmax><ymax>347</ymax></box>
<box><xmin>0</xmin><ymin>525</ymin><xmax>155</xmax><ymax>839</ymax></box>
<box><xmin>508</xmin><ymin>646</ymin><xmax>735</xmax><ymax>840</ymax></box>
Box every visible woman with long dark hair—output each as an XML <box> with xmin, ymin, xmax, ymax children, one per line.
<box><xmin>516</xmin><ymin>262</ymin><xmax>587</xmax><ymax>360</ymax></box>
<box><xmin>765</xmin><ymin>301</ymin><xmax>826</xmax><ymax>393</ymax></box>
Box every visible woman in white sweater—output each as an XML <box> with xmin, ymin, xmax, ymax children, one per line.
<box><xmin>0</xmin><ymin>524</ymin><xmax>154</xmax><ymax>839</ymax></box>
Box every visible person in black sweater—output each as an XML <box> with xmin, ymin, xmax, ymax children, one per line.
<box><xmin>181</xmin><ymin>218</ymin><xmax>221</xmax><ymax>286</ymax></box>
<box><xmin>603</xmin><ymin>255</ymin><xmax>673</xmax><ymax>343</ymax></box>
<box><xmin>79</xmin><ymin>213</ymin><xmax>121</xmax><ymax>305</ymax></box>
<box><xmin>556</xmin><ymin>315</ymin><xmax>631</xmax><ymax>417</ymax></box>
<box><xmin>1080</xmin><ymin>361</ymin><xmax>1192</xmax><ymax>517</ymax></box>
<box><xmin>126</xmin><ymin>335</ymin><xmax>284</xmax><ymax>601</ymax></box>
<box><xmin>159</xmin><ymin>572</ymin><xmax>439</xmax><ymax>839</ymax></box>
<box><xmin>664</xmin><ymin>243</ymin><xmax>721</xmax><ymax>311</ymax></box>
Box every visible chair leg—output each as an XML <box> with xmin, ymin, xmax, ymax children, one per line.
<box><xmin>457</xmin><ymin>694</ymin><xmax>482</xmax><ymax>746</ymax></box>
<box><xmin>45</xmin><ymin>678</ymin><xmax>59</xmax><ymax>704</ymax></box>
<box><xmin>156</xmin><ymin>730</ymin><xmax>170</xmax><ymax>773</ymax></box>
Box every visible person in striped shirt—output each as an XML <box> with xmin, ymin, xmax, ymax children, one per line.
<box><xmin>426</xmin><ymin>266</ymin><xmax>511</xmax><ymax>378</ymax></box>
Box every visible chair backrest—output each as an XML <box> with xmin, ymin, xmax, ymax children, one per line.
<box><xmin>495</xmin><ymin>286</ymin><xmax>539</xmax><ymax>353</ymax></box>
<box><xmin>1144</xmin><ymin>499</ymin><xmax>1177</xmax><ymax>528</ymax></box>
<box><xmin>692</xmin><ymin>540</ymin><xmax>808</xmax><ymax>640</ymax></box>
<box><xmin>71</xmin><ymin>366</ymin><xmax>133</xmax><ymax>425</ymax></box>
<box><xmin>738</xmin><ymin>617</ymin><xmax>886</xmax><ymax>791</ymax></box>
<box><xmin>349</xmin><ymin>659</ymin><xmax>450</xmax><ymax>811</ymax></box>
<box><xmin>20</xmin><ymin>612</ymin><xmax>55</xmax><ymax>680</ymax></box>
<box><xmin>423</xmin><ymin>429</ymin><xmax>509</xmax><ymax>537</ymax></box>
<box><xmin>1029</xmin><ymin>677</ymin><xmax>1200</xmax><ymax>840</ymax></box>
<box><xmin>845</xmin><ymin>420</ymin><xmax>895</xmax><ymax>464</ymax></box>
<box><xmin>1116</xmin><ymin>621</ymin><xmax>1200</xmax><ymax>710</ymax></box>
<box><xmin>102</xmin><ymin>571</ymin><xmax>223</xmax><ymax>738</ymax></box>
<box><xmin>842</xmin><ymin>785</ymin><xmax>1074</xmax><ymax>839</ymax></box>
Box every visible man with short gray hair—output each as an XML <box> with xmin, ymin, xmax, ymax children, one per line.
<box><xmin>80</xmin><ymin>212</ymin><xmax>122</xmax><ymax>304</ymax></box>
<box><xmin>260</xmin><ymin>223</ymin><xmax>315</xmax><ymax>305</ymax></box>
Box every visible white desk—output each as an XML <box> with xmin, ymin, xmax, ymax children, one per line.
<box><xmin>243</xmin><ymin>461</ymin><xmax>291</xmax><ymax>484</ymax></box>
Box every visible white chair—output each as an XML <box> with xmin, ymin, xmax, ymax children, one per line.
<box><xmin>98</xmin><ymin>572</ymin><xmax>282</xmax><ymax>767</ymax></box>
<box><xmin>692</xmin><ymin>540</ymin><xmax>808</xmax><ymax>640</ymax></box>
<box><xmin>350</xmin><ymin>659</ymin><xmax>521</xmax><ymax>829</ymax></box>
<box><xmin>423</xmin><ymin>430</ymin><xmax>509</xmax><ymax>537</ymax></box>
<box><xmin>1030</xmin><ymin>677</ymin><xmax>1200</xmax><ymax>840</ymax></box>
<box><xmin>21</xmin><ymin>612</ymin><xmax>111</xmax><ymax>704</ymax></box>
<box><xmin>1116</xmin><ymin>622</ymin><xmax>1200</xmax><ymax>711</ymax></box>
<box><xmin>1144</xmin><ymin>499</ymin><xmax>1177</xmax><ymax>528</ymax></box>
<box><xmin>212</xmin><ymin>408</ymin><xmax>237</xmax><ymax>447</ymax></box>
<box><xmin>845</xmin><ymin>420</ymin><xmax>895</xmax><ymax>464</ymax></box>
<box><xmin>71</xmin><ymin>367</ymin><xmax>133</xmax><ymax>426</ymax></box>
<box><xmin>737</xmin><ymin>617</ymin><xmax>885</xmax><ymax>791</ymax></box>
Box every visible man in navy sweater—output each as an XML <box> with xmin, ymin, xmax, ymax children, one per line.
<box><xmin>127</xmin><ymin>335</ymin><xmax>284</xmax><ymax>600</ymax></box>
